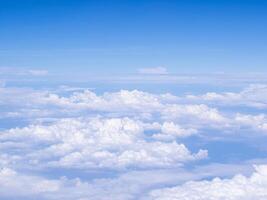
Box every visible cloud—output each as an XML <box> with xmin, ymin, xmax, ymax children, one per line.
<box><xmin>0</xmin><ymin>117</ymin><xmax>207</xmax><ymax>170</ymax></box>
<box><xmin>1</xmin><ymin>83</ymin><xmax>267</xmax><ymax>199</ymax></box>
<box><xmin>38</xmin><ymin>89</ymin><xmax>227</xmax><ymax>125</ymax></box>
<box><xmin>0</xmin><ymin>166</ymin><xmax>209</xmax><ymax>200</ymax></box>
<box><xmin>148</xmin><ymin>164</ymin><xmax>267</xmax><ymax>200</ymax></box>
<box><xmin>0</xmin><ymin>163</ymin><xmax>263</xmax><ymax>200</ymax></box>
<box><xmin>138</xmin><ymin>67</ymin><xmax>168</xmax><ymax>75</ymax></box>
<box><xmin>0</xmin><ymin>87</ymin><xmax>225</xmax><ymax>122</ymax></box>
<box><xmin>235</xmin><ymin>113</ymin><xmax>267</xmax><ymax>132</ymax></box>
<box><xmin>186</xmin><ymin>84</ymin><xmax>267</xmax><ymax>108</ymax></box>
<box><xmin>2</xmin><ymin>86</ymin><xmax>267</xmax><ymax>138</ymax></box>
<box><xmin>0</xmin><ymin>67</ymin><xmax>48</xmax><ymax>77</ymax></box>
<box><xmin>28</xmin><ymin>69</ymin><xmax>48</xmax><ymax>76</ymax></box>
<box><xmin>0</xmin><ymin>167</ymin><xmax>61</xmax><ymax>197</ymax></box>
<box><xmin>153</xmin><ymin>122</ymin><xmax>197</xmax><ymax>141</ymax></box>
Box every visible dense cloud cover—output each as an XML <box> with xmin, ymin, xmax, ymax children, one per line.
<box><xmin>0</xmin><ymin>84</ymin><xmax>267</xmax><ymax>199</ymax></box>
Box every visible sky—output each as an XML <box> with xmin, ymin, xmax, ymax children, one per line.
<box><xmin>1</xmin><ymin>0</ymin><xmax>267</xmax><ymax>75</ymax></box>
<box><xmin>1</xmin><ymin>1</ymin><xmax>267</xmax><ymax>200</ymax></box>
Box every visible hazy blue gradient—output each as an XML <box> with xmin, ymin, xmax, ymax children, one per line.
<box><xmin>1</xmin><ymin>1</ymin><xmax>267</xmax><ymax>199</ymax></box>
<box><xmin>1</xmin><ymin>0</ymin><xmax>267</xmax><ymax>74</ymax></box>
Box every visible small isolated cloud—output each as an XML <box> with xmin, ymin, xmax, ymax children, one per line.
<box><xmin>138</xmin><ymin>67</ymin><xmax>168</xmax><ymax>75</ymax></box>
<box><xmin>28</xmin><ymin>69</ymin><xmax>48</xmax><ymax>76</ymax></box>
<box><xmin>0</xmin><ymin>67</ymin><xmax>49</xmax><ymax>77</ymax></box>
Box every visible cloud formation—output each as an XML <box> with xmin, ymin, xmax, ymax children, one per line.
<box><xmin>148</xmin><ymin>165</ymin><xmax>267</xmax><ymax>200</ymax></box>
<box><xmin>0</xmin><ymin>117</ymin><xmax>207</xmax><ymax>170</ymax></box>
<box><xmin>1</xmin><ymin>85</ymin><xmax>267</xmax><ymax>137</ymax></box>
<box><xmin>138</xmin><ymin>67</ymin><xmax>168</xmax><ymax>75</ymax></box>
<box><xmin>187</xmin><ymin>84</ymin><xmax>267</xmax><ymax>108</ymax></box>
<box><xmin>1</xmin><ymin>84</ymin><xmax>267</xmax><ymax>199</ymax></box>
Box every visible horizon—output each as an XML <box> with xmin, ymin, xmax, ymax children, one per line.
<box><xmin>1</xmin><ymin>1</ymin><xmax>267</xmax><ymax>200</ymax></box>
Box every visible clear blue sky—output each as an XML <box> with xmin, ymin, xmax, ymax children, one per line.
<box><xmin>1</xmin><ymin>0</ymin><xmax>267</xmax><ymax>74</ymax></box>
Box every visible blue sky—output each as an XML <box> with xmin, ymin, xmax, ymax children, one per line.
<box><xmin>1</xmin><ymin>0</ymin><xmax>267</xmax><ymax>74</ymax></box>
<box><xmin>1</xmin><ymin>1</ymin><xmax>267</xmax><ymax>200</ymax></box>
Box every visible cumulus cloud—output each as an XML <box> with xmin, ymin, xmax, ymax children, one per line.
<box><xmin>2</xmin><ymin>86</ymin><xmax>267</xmax><ymax>137</ymax></box>
<box><xmin>0</xmin><ymin>163</ymin><xmax>262</xmax><ymax>200</ymax></box>
<box><xmin>1</xmin><ymin>83</ymin><xmax>267</xmax><ymax>199</ymax></box>
<box><xmin>0</xmin><ymin>167</ymin><xmax>134</xmax><ymax>200</ymax></box>
<box><xmin>0</xmin><ymin>87</ymin><xmax>226</xmax><ymax>123</ymax></box>
<box><xmin>0</xmin><ymin>167</ymin><xmax>61</xmax><ymax>197</ymax></box>
<box><xmin>186</xmin><ymin>84</ymin><xmax>267</xmax><ymax>108</ymax></box>
<box><xmin>0</xmin><ymin>166</ymin><xmax>213</xmax><ymax>200</ymax></box>
<box><xmin>0</xmin><ymin>117</ymin><xmax>207</xmax><ymax>170</ymax></box>
<box><xmin>153</xmin><ymin>122</ymin><xmax>197</xmax><ymax>140</ymax></box>
<box><xmin>235</xmin><ymin>113</ymin><xmax>267</xmax><ymax>132</ymax></box>
<box><xmin>148</xmin><ymin>164</ymin><xmax>267</xmax><ymax>200</ymax></box>
<box><xmin>39</xmin><ymin>89</ymin><xmax>227</xmax><ymax>125</ymax></box>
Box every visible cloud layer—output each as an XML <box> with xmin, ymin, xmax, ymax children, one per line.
<box><xmin>0</xmin><ymin>84</ymin><xmax>267</xmax><ymax>199</ymax></box>
<box><xmin>148</xmin><ymin>165</ymin><xmax>267</xmax><ymax>200</ymax></box>
<box><xmin>0</xmin><ymin>117</ymin><xmax>207</xmax><ymax>170</ymax></box>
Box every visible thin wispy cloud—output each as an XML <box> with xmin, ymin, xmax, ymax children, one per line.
<box><xmin>0</xmin><ymin>67</ymin><xmax>48</xmax><ymax>76</ymax></box>
<box><xmin>138</xmin><ymin>67</ymin><xmax>169</xmax><ymax>75</ymax></box>
<box><xmin>28</xmin><ymin>69</ymin><xmax>48</xmax><ymax>76</ymax></box>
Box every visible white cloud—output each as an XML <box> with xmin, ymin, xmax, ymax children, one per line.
<box><xmin>186</xmin><ymin>84</ymin><xmax>267</xmax><ymax>108</ymax></box>
<box><xmin>1</xmin><ymin>84</ymin><xmax>267</xmax><ymax>199</ymax></box>
<box><xmin>0</xmin><ymin>87</ymin><xmax>226</xmax><ymax>124</ymax></box>
<box><xmin>28</xmin><ymin>69</ymin><xmax>48</xmax><ymax>76</ymax></box>
<box><xmin>2</xmin><ymin>86</ymin><xmax>267</xmax><ymax>137</ymax></box>
<box><xmin>0</xmin><ymin>166</ymin><xmax>208</xmax><ymax>200</ymax></box>
<box><xmin>148</xmin><ymin>164</ymin><xmax>267</xmax><ymax>200</ymax></box>
<box><xmin>138</xmin><ymin>67</ymin><xmax>168</xmax><ymax>75</ymax></box>
<box><xmin>0</xmin><ymin>117</ymin><xmax>207</xmax><ymax>170</ymax></box>
<box><xmin>161</xmin><ymin>104</ymin><xmax>226</xmax><ymax>124</ymax></box>
<box><xmin>0</xmin><ymin>162</ymin><xmax>265</xmax><ymax>200</ymax></box>
<box><xmin>235</xmin><ymin>113</ymin><xmax>267</xmax><ymax>132</ymax></box>
<box><xmin>39</xmin><ymin>89</ymin><xmax>227</xmax><ymax>125</ymax></box>
<box><xmin>0</xmin><ymin>168</ymin><xmax>61</xmax><ymax>197</ymax></box>
<box><xmin>153</xmin><ymin>122</ymin><xmax>197</xmax><ymax>140</ymax></box>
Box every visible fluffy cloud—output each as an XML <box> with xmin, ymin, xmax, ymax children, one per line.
<box><xmin>1</xmin><ymin>163</ymin><xmax>266</xmax><ymax>200</ymax></box>
<box><xmin>0</xmin><ymin>117</ymin><xmax>207</xmax><ymax>170</ymax></box>
<box><xmin>0</xmin><ymin>168</ymin><xmax>60</xmax><ymax>196</ymax></box>
<box><xmin>153</xmin><ymin>122</ymin><xmax>197</xmax><ymax>140</ymax></box>
<box><xmin>235</xmin><ymin>113</ymin><xmax>267</xmax><ymax>132</ymax></box>
<box><xmin>1</xmin><ymin>86</ymin><xmax>267</xmax><ymax>137</ymax></box>
<box><xmin>0</xmin><ymin>87</ymin><xmax>227</xmax><ymax>125</ymax></box>
<box><xmin>0</xmin><ymin>166</ymin><xmax>212</xmax><ymax>200</ymax></box>
<box><xmin>0</xmin><ymin>167</ymin><xmax>132</xmax><ymax>200</ymax></box>
<box><xmin>1</xmin><ymin>83</ymin><xmax>267</xmax><ymax>199</ymax></box>
<box><xmin>40</xmin><ymin>89</ymin><xmax>227</xmax><ymax>126</ymax></box>
<box><xmin>148</xmin><ymin>165</ymin><xmax>267</xmax><ymax>200</ymax></box>
<box><xmin>161</xmin><ymin>104</ymin><xmax>226</xmax><ymax>124</ymax></box>
<box><xmin>186</xmin><ymin>84</ymin><xmax>267</xmax><ymax>108</ymax></box>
